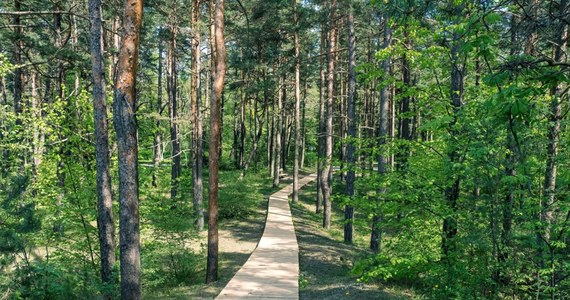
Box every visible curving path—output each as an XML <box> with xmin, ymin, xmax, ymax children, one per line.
<box><xmin>216</xmin><ymin>173</ymin><xmax>318</xmax><ymax>299</ymax></box>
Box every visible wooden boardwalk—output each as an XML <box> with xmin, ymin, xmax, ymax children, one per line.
<box><xmin>216</xmin><ymin>173</ymin><xmax>317</xmax><ymax>299</ymax></box>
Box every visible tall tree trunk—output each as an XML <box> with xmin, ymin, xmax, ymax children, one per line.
<box><xmin>322</xmin><ymin>0</ymin><xmax>337</xmax><ymax>230</ymax></box>
<box><xmin>239</xmin><ymin>84</ymin><xmax>246</xmax><ymax>167</ymax></box>
<box><xmin>191</xmin><ymin>0</ymin><xmax>204</xmax><ymax>230</ymax></box>
<box><xmin>1</xmin><ymin>78</ymin><xmax>8</xmax><ymax>178</ymax></box>
<box><xmin>13</xmin><ymin>0</ymin><xmax>23</xmax><ymax>125</ymax></box>
<box><xmin>110</xmin><ymin>1</ymin><xmax>121</xmax><ymax>80</ymax></box>
<box><xmin>167</xmin><ymin>13</ymin><xmax>180</xmax><ymax>201</ymax></box>
<box><xmin>152</xmin><ymin>41</ymin><xmax>164</xmax><ymax>188</ymax></box>
<box><xmin>273</xmin><ymin>62</ymin><xmax>282</xmax><ymax>188</ymax></box>
<box><xmin>300</xmin><ymin>81</ymin><xmax>307</xmax><ymax>169</ymax></box>
<box><xmin>31</xmin><ymin>72</ymin><xmax>43</xmax><ymax>175</ymax></box>
<box><xmin>53</xmin><ymin>2</ymin><xmax>65</xmax><ymax>235</ymax></box>
<box><xmin>280</xmin><ymin>69</ymin><xmax>288</xmax><ymax>172</ymax></box>
<box><xmin>442</xmin><ymin>19</ymin><xmax>465</xmax><ymax>259</ymax></box>
<box><xmin>371</xmin><ymin>14</ymin><xmax>391</xmax><ymax>253</ymax></box>
<box><xmin>344</xmin><ymin>7</ymin><xmax>356</xmax><ymax>244</ymax></box>
<box><xmin>113</xmin><ymin>0</ymin><xmax>143</xmax><ymax>297</ymax></box>
<box><xmin>292</xmin><ymin>0</ymin><xmax>300</xmax><ymax>203</ymax></box>
<box><xmin>397</xmin><ymin>30</ymin><xmax>412</xmax><ymax>170</ymax></box>
<box><xmin>497</xmin><ymin>13</ymin><xmax>523</xmax><ymax>284</ymax></box>
<box><xmin>269</xmin><ymin>88</ymin><xmax>275</xmax><ymax>175</ymax></box>
<box><xmin>206</xmin><ymin>0</ymin><xmax>226</xmax><ymax>284</ymax></box>
<box><xmin>540</xmin><ymin>0</ymin><xmax>568</xmax><ymax>294</ymax></box>
<box><xmin>316</xmin><ymin>25</ymin><xmax>326</xmax><ymax>213</ymax></box>
<box><xmin>89</xmin><ymin>0</ymin><xmax>116</xmax><ymax>293</ymax></box>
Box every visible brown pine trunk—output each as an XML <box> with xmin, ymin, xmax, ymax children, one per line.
<box><xmin>13</xmin><ymin>0</ymin><xmax>23</xmax><ymax>125</ymax></box>
<box><xmin>1</xmin><ymin>78</ymin><xmax>8</xmax><ymax>178</ymax></box>
<box><xmin>344</xmin><ymin>7</ymin><xmax>356</xmax><ymax>244</ymax></box>
<box><xmin>292</xmin><ymin>0</ymin><xmax>300</xmax><ymax>203</ymax></box>
<box><xmin>113</xmin><ymin>0</ymin><xmax>143</xmax><ymax>297</ymax></box>
<box><xmin>191</xmin><ymin>0</ymin><xmax>204</xmax><ymax>230</ymax></box>
<box><xmin>206</xmin><ymin>0</ymin><xmax>226</xmax><ymax>284</ymax></box>
<box><xmin>152</xmin><ymin>41</ymin><xmax>164</xmax><ymax>188</ymax></box>
<box><xmin>371</xmin><ymin>15</ymin><xmax>391</xmax><ymax>253</ymax></box>
<box><xmin>322</xmin><ymin>0</ymin><xmax>337</xmax><ymax>230</ymax></box>
<box><xmin>167</xmin><ymin>13</ymin><xmax>181</xmax><ymax>201</ymax></box>
<box><xmin>269</xmin><ymin>89</ymin><xmax>275</xmax><ymax>176</ymax></box>
<box><xmin>316</xmin><ymin>25</ymin><xmax>326</xmax><ymax>213</ymax></box>
<box><xmin>273</xmin><ymin>63</ymin><xmax>282</xmax><ymax>188</ymax></box>
<box><xmin>89</xmin><ymin>0</ymin><xmax>116</xmax><ymax>292</ymax></box>
<box><xmin>280</xmin><ymin>70</ymin><xmax>288</xmax><ymax>172</ymax></box>
<box><xmin>300</xmin><ymin>81</ymin><xmax>307</xmax><ymax>169</ymax></box>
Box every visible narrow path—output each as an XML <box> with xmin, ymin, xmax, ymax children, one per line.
<box><xmin>216</xmin><ymin>173</ymin><xmax>318</xmax><ymax>299</ymax></box>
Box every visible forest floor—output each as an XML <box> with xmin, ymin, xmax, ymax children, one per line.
<box><xmin>292</xmin><ymin>182</ymin><xmax>414</xmax><ymax>300</ymax></box>
<box><xmin>145</xmin><ymin>172</ymin><xmax>294</xmax><ymax>299</ymax></box>
<box><xmin>145</xmin><ymin>171</ymin><xmax>413</xmax><ymax>299</ymax></box>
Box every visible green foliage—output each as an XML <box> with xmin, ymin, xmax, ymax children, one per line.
<box><xmin>0</xmin><ymin>53</ymin><xmax>15</xmax><ymax>76</ymax></box>
<box><xmin>217</xmin><ymin>171</ymin><xmax>273</xmax><ymax>219</ymax></box>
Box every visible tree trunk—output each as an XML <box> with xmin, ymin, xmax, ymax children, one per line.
<box><xmin>167</xmin><ymin>13</ymin><xmax>180</xmax><ymax>201</ymax></box>
<box><xmin>89</xmin><ymin>0</ymin><xmax>116</xmax><ymax>293</ymax></box>
<box><xmin>344</xmin><ymin>7</ymin><xmax>356</xmax><ymax>244</ymax></box>
<box><xmin>316</xmin><ymin>25</ymin><xmax>326</xmax><ymax>213</ymax></box>
<box><xmin>300</xmin><ymin>81</ymin><xmax>307</xmax><ymax>168</ymax></box>
<box><xmin>191</xmin><ymin>0</ymin><xmax>204</xmax><ymax>230</ymax></box>
<box><xmin>13</xmin><ymin>0</ymin><xmax>23</xmax><ymax>125</ymax></box>
<box><xmin>442</xmin><ymin>25</ymin><xmax>465</xmax><ymax>259</ymax></box>
<box><xmin>371</xmin><ymin>14</ymin><xmax>391</xmax><ymax>253</ymax></box>
<box><xmin>31</xmin><ymin>72</ymin><xmax>43</xmax><ymax>176</ymax></box>
<box><xmin>322</xmin><ymin>0</ymin><xmax>337</xmax><ymax>230</ymax></box>
<box><xmin>1</xmin><ymin>78</ymin><xmax>8</xmax><ymax>178</ymax></box>
<box><xmin>292</xmin><ymin>0</ymin><xmax>300</xmax><ymax>203</ymax></box>
<box><xmin>113</xmin><ymin>0</ymin><xmax>143</xmax><ymax>297</ymax></box>
<box><xmin>280</xmin><ymin>69</ymin><xmax>288</xmax><ymax>172</ymax></box>
<box><xmin>152</xmin><ymin>41</ymin><xmax>164</xmax><ymax>188</ymax></box>
<box><xmin>540</xmin><ymin>1</ymin><xmax>568</xmax><ymax>294</ymax></box>
<box><xmin>239</xmin><ymin>86</ymin><xmax>246</xmax><ymax>168</ymax></box>
<box><xmin>206</xmin><ymin>0</ymin><xmax>226</xmax><ymax>284</ymax></box>
<box><xmin>397</xmin><ymin>30</ymin><xmax>412</xmax><ymax>170</ymax></box>
<box><xmin>273</xmin><ymin>62</ymin><xmax>282</xmax><ymax>188</ymax></box>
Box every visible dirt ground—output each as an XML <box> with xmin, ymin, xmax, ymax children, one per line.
<box><xmin>292</xmin><ymin>183</ymin><xmax>413</xmax><ymax>300</ymax></box>
<box><xmin>147</xmin><ymin>176</ymin><xmax>412</xmax><ymax>299</ymax></box>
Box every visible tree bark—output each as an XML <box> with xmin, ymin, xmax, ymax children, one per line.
<box><xmin>89</xmin><ymin>0</ymin><xmax>116</xmax><ymax>293</ymax></box>
<box><xmin>167</xmin><ymin>11</ymin><xmax>181</xmax><ymax>201</ymax></box>
<box><xmin>292</xmin><ymin>0</ymin><xmax>300</xmax><ymax>203</ymax></box>
<box><xmin>322</xmin><ymin>0</ymin><xmax>337</xmax><ymax>230</ymax></box>
<box><xmin>13</xmin><ymin>0</ymin><xmax>23</xmax><ymax>125</ymax></box>
<box><xmin>280</xmin><ymin>69</ymin><xmax>288</xmax><ymax>172</ymax></box>
<box><xmin>191</xmin><ymin>0</ymin><xmax>204</xmax><ymax>230</ymax></box>
<box><xmin>152</xmin><ymin>41</ymin><xmax>164</xmax><ymax>188</ymax></box>
<box><xmin>344</xmin><ymin>7</ymin><xmax>356</xmax><ymax>244</ymax></box>
<box><xmin>273</xmin><ymin>61</ymin><xmax>282</xmax><ymax>188</ymax></box>
<box><xmin>300</xmin><ymin>81</ymin><xmax>307</xmax><ymax>169</ymax></box>
<box><xmin>113</xmin><ymin>0</ymin><xmax>143</xmax><ymax>297</ymax></box>
<box><xmin>371</xmin><ymin>14</ymin><xmax>391</xmax><ymax>253</ymax></box>
<box><xmin>540</xmin><ymin>1</ymin><xmax>568</xmax><ymax>294</ymax></box>
<box><xmin>316</xmin><ymin>25</ymin><xmax>326</xmax><ymax>213</ymax></box>
<box><xmin>206</xmin><ymin>0</ymin><xmax>226</xmax><ymax>284</ymax></box>
<box><xmin>442</xmin><ymin>22</ymin><xmax>465</xmax><ymax>259</ymax></box>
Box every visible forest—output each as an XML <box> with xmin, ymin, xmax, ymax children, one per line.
<box><xmin>0</xmin><ymin>0</ymin><xmax>569</xmax><ymax>299</ymax></box>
